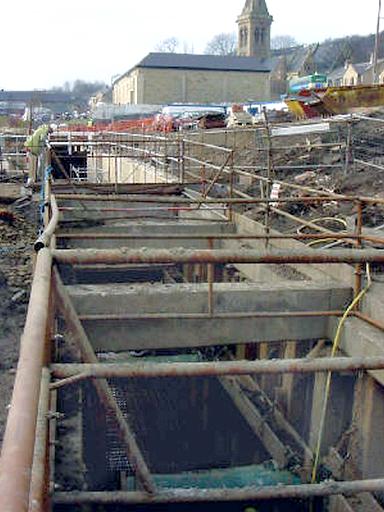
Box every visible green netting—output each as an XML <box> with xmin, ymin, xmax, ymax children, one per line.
<box><xmin>126</xmin><ymin>463</ymin><xmax>300</xmax><ymax>491</ymax></box>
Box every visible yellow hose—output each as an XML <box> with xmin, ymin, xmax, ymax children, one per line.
<box><xmin>297</xmin><ymin>217</ymin><xmax>347</xmax><ymax>236</ymax></box>
<box><xmin>306</xmin><ymin>238</ymin><xmax>339</xmax><ymax>248</ymax></box>
<box><xmin>311</xmin><ymin>263</ymin><xmax>372</xmax><ymax>483</ymax></box>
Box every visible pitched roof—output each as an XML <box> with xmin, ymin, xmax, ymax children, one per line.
<box><xmin>0</xmin><ymin>90</ymin><xmax>73</xmax><ymax>103</ymax></box>
<box><xmin>351</xmin><ymin>62</ymin><xmax>370</xmax><ymax>75</ymax></box>
<box><xmin>271</xmin><ymin>46</ymin><xmax>316</xmax><ymax>75</ymax></box>
<box><xmin>362</xmin><ymin>59</ymin><xmax>384</xmax><ymax>73</ymax></box>
<box><xmin>328</xmin><ymin>66</ymin><xmax>345</xmax><ymax>81</ymax></box>
<box><xmin>116</xmin><ymin>53</ymin><xmax>271</xmax><ymax>82</ymax></box>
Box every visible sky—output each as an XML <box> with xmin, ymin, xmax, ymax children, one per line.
<box><xmin>0</xmin><ymin>0</ymin><xmax>381</xmax><ymax>90</ymax></box>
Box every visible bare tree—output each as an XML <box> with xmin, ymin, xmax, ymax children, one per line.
<box><xmin>155</xmin><ymin>37</ymin><xmax>180</xmax><ymax>53</ymax></box>
<box><xmin>205</xmin><ymin>33</ymin><xmax>238</xmax><ymax>56</ymax></box>
<box><xmin>271</xmin><ymin>35</ymin><xmax>298</xmax><ymax>50</ymax></box>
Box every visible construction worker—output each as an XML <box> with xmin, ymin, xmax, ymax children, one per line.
<box><xmin>25</xmin><ymin>124</ymin><xmax>50</xmax><ymax>185</ymax></box>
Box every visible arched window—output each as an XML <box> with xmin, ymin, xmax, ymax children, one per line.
<box><xmin>255</xmin><ymin>28</ymin><xmax>260</xmax><ymax>44</ymax></box>
<box><xmin>243</xmin><ymin>28</ymin><xmax>248</xmax><ymax>47</ymax></box>
<box><xmin>240</xmin><ymin>28</ymin><xmax>247</xmax><ymax>47</ymax></box>
<box><xmin>260</xmin><ymin>28</ymin><xmax>266</xmax><ymax>43</ymax></box>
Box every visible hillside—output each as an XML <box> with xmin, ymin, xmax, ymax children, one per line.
<box><xmin>273</xmin><ymin>31</ymin><xmax>384</xmax><ymax>73</ymax></box>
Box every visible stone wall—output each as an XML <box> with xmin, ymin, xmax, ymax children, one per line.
<box><xmin>113</xmin><ymin>67</ymin><xmax>271</xmax><ymax>105</ymax></box>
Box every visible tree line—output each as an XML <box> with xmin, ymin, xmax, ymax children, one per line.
<box><xmin>155</xmin><ymin>34</ymin><xmax>298</xmax><ymax>56</ymax></box>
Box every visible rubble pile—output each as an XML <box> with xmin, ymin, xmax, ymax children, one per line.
<box><xmin>239</xmin><ymin>115</ymin><xmax>384</xmax><ymax>232</ymax></box>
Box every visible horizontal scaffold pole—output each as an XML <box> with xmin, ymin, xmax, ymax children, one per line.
<box><xmin>50</xmin><ymin>356</ymin><xmax>384</xmax><ymax>382</ymax></box>
<box><xmin>52</xmin><ymin>248</ymin><xmax>384</xmax><ymax>266</ymax></box>
<box><xmin>54</xmin><ymin>194</ymin><xmax>348</xmax><ymax>204</ymax></box>
<box><xmin>53</xmin><ymin>478</ymin><xmax>384</xmax><ymax>504</ymax></box>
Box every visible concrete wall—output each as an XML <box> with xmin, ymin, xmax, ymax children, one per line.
<box><xmin>229</xmin><ymin>213</ymin><xmax>355</xmax><ymax>286</ymax></box>
<box><xmin>68</xmin><ymin>281</ymin><xmax>351</xmax><ymax>351</ymax></box>
<box><xmin>87</xmin><ymin>155</ymin><xmax>177</xmax><ymax>185</ymax></box>
<box><xmin>113</xmin><ymin>67</ymin><xmax>271</xmax><ymax>105</ymax></box>
<box><xmin>113</xmin><ymin>69</ymin><xmax>140</xmax><ymax>104</ymax></box>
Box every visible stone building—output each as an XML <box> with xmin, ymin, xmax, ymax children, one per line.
<box><xmin>362</xmin><ymin>59</ymin><xmax>384</xmax><ymax>84</ymax></box>
<box><xmin>112</xmin><ymin>0</ymin><xmax>273</xmax><ymax>106</ymax></box>
<box><xmin>343</xmin><ymin>61</ymin><xmax>370</xmax><ymax>86</ymax></box>
<box><xmin>237</xmin><ymin>0</ymin><xmax>273</xmax><ymax>59</ymax></box>
<box><xmin>327</xmin><ymin>65</ymin><xmax>347</xmax><ymax>87</ymax></box>
<box><xmin>112</xmin><ymin>53</ymin><xmax>271</xmax><ymax>105</ymax></box>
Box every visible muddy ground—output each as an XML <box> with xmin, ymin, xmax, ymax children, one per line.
<box><xmin>0</xmin><ymin>199</ymin><xmax>38</xmax><ymax>440</ymax></box>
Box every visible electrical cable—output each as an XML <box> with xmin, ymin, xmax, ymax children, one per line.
<box><xmin>297</xmin><ymin>217</ymin><xmax>347</xmax><ymax>235</ymax></box>
<box><xmin>306</xmin><ymin>238</ymin><xmax>341</xmax><ymax>248</ymax></box>
<box><xmin>311</xmin><ymin>263</ymin><xmax>372</xmax><ymax>483</ymax></box>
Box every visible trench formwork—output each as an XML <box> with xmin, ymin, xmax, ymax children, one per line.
<box><xmin>2</xmin><ymin>119</ymin><xmax>384</xmax><ymax>512</ymax></box>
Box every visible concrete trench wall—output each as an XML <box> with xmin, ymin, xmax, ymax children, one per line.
<box><xmin>53</xmin><ymin>159</ymin><xmax>384</xmax><ymax>511</ymax></box>
<box><xmin>87</xmin><ymin>155</ymin><xmax>178</xmax><ymax>185</ymax></box>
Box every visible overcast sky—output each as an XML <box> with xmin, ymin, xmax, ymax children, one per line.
<box><xmin>1</xmin><ymin>0</ymin><xmax>381</xmax><ymax>90</ymax></box>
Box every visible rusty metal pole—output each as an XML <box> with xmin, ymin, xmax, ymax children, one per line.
<box><xmin>52</xmin><ymin>269</ymin><xmax>156</xmax><ymax>494</ymax></box>
<box><xmin>52</xmin><ymin>247</ymin><xmax>384</xmax><ymax>266</ymax></box>
<box><xmin>344</xmin><ymin>118</ymin><xmax>353</xmax><ymax>176</ymax></box>
<box><xmin>51</xmin><ymin>355</ymin><xmax>384</xmax><ymax>382</ymax></box>
<box><xmin>114</xmin><ymin>150</ymin><xmax>118</xmax><ymax>193</ymax></box>
<box><xmin>53</xmin><ymin>194</ymin><xmax>384</xmax><ymax>206</ymax></box>
<box><xmin>354</xmin><ymin>200</ymin><xmax>364</xmax><ymax>305</ymax></box>
<box><xmin>55</xmin><ymin>232</ymin><xmax>384</xmax><ymax>245</ymax></box>
<box><xmin>164</xmin><ymin>140</ymin><xmax>168</xmax><ymax>184</ymax></box>
<box><xmin>0</xmin><ymin>249</ymin><xmax>52</xmax><ymax>512</ymax></box>
<box><xmin>29</xmin><ymin>368</ymin><xmax>51</xmax><ymax>512</ymax></box>
<box><xmin>263</xmin><ymin>107</ymin><xmax>274</xmax><ymax>249</ymax></box>
<box><xmin>53</xmin><ymin>478</ymin><xmax>384</xmax><ymax>505</ymax></box>
<box><xmin>180</xmin><ymin>139</ymin><xmax>185</xmax><ymax>184</ymax></box>
<box><xmin>228</xmin><ymin>150</ymin><xmax>235</xmax><ymax>222</ymax></box>
<box><xmin>207</xmin><ymin>238</ymin><xmax>214</xmax><ymax>317</ymax></box>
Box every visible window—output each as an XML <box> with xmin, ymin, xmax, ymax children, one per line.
<box><xmin>244</xmin><ymin>28</ymin><xmax>248</xmax><ymax>46</ymax></box>
<box><xmin>240</xmin><ymin>28</ymin><xmax>248</xmax><ymax>47</ymax></box>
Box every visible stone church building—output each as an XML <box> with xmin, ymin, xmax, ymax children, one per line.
<box><xmin>113</xmin><ymin>0</ymin><xmax>273</xmax><ymax>105</ymax></box>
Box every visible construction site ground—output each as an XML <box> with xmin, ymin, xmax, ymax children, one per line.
<box><xmin>0</xmin><ymin>118</ymin><xmax>383</xmax><ymax>438</ymax></box>
<box><xmin>2</xmin><ymin>113</ymin><xmax>384</xmax><ymax>511</ymax></box>
<box><xmin>0</xmin><ymin>193</ymin><xmax>36</xmax><ymax>439</ymax></box>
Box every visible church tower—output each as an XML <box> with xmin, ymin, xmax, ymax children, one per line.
<box><xmin>237</xmin><ymin>0</ymin><xmax>273</xmax><ymax>59</ymax></box>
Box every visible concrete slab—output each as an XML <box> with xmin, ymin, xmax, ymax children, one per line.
<box><xmin>60</xmin><ymin>222</ymin><xmax>235</xmax><ymax>235</ymax></box>
<box><xmin>180</xmin><ymin>205</ymin><xmax>355</xmax><ymax>286</ymax></box>
<box><xmin>67</xmin><ymin>281</ymin><xmax>351</xmax><ymax>351</ymax></box>
<box><xmin>58</xmin><ymin>222</ymin><xmax>235</xmax><ymax>250</ymax></box>
<box><xmin>230</xmin><ymin>213</ymin><xmax>354</xmax><ymax>286</ymax></box>
<box><xmin>329</xmin><ymin>317</ymin><xmax>384</xmax><ymax>386</ymax></box>
<box><xmin>361</xmin><ymin>283</ymin><xmax>384</xmax><ymax>324</ymax></box>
